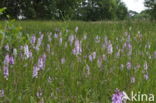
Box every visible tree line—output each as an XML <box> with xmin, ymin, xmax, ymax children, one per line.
<box><xmin>0</xmin><ymin>0</ymin><xmax>155</xmax><ymax>20</ymax></box>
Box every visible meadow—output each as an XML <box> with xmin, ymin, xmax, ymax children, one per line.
<box><xmin>0</xmin><ymin>21</ymin><xmax>156</xmax><ymax>103</ymax></box>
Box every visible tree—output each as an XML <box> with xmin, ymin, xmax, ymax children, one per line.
<box><xmin>21</xmin><ymin>0</ymin><xmax>57</xmax><ymax>19</ymax></box>
<box><xmin>0</xmin><ymin>0</ymin><xmax>21</xmax><ymax>19</ymax></box>
<box><xmin>116</xmin><ymin>0</ymin><xmax>128</xmax><ymax>20</ymax></box>
<box><xmin>78</xmin><ymin>0</ymin><xmax>128</xmax><ymax>21</ymax></box>
<box><xmin>0</xmin><ymin>0</ymin><xmax>128</xmax><ymax>20</ymax></box>
<box><xmin>144</xmin><ymin>0</ymin><xmax>156</xmax><ymax>20</ymax></box>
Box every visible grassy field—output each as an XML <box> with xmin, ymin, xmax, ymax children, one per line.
<box><xmin>0</xmin><ymin>21</ymin><xmax>156</xmax><ymax>103</ymax></box>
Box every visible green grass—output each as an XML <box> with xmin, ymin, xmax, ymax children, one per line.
<box><xmin>0</xmin><ymin>21</ymin><xmax>156</xmax><ymax>103</ymax></box>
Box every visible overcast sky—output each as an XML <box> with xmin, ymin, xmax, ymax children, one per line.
<box><xmin>121</xmin><ymin>0</ymin><xmax>146</xmax><ymax>13</ymax></box>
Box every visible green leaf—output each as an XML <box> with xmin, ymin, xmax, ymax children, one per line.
<box><xmin>0</xmin><ymin>7</ymin><xmax>7</xmax><ymax>15</ymax></box>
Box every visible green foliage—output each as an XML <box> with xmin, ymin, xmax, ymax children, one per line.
<box><xmin>0</xmin><ymin>0</ymin><xmax>128</xmax><ymax>20</ymax></box>
<box><xmin>0</xmin><ymin>8</ymin><xmax>27</xmax><ymax>50</ymax></box>
<box><xmin>116</xmin><ymin>1</ymin><xmax>128</xmax><ymax>20</ymax></box>
<box><xmin>22</xmin><ymin>0</ymin><xmax>57</xmax><ymax>19</ymax></box>
<box><xmin>76</xmin><ymin>0</ymin><xmax>128</xmax><ymax>21</ymax></box>
<box><xmin>144</xmin><ymin>0</ymin><xmax>156</xmax><ymax>20</ymax></box>
<box><xmin>1</xmin><ymin>20</ymin><xmax>25</xmax><ymax>47</ymax></box>
<box><xmin>55</xmin><ymin>0</ymin><xmax>83</xmax><ymax>20</ymax></box>
<box><xmin>0</xmin><ymin>7</ymin><xmax>6</xmax><ymax>15</ymax></box>
<box><xmin>129</xmin><ymin>10</ymin><xmax>151</xmax><ymax>20</ymax></box>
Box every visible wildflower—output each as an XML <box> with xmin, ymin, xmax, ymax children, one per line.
<box><xmin>61</xmin><ymin>58</ymin><xmax>65</xmax><ymax>64</ymax></box>
<box><xmin>3</xmin><ymin>65</ymin><xmax>9</xmax><ymax>80</ymax></box>
<box><xmin>95</xmin><ymin>35</ymin><xmax>100</xmax><ymax>43</ymax></box>
<box><xmin>9</xmin><ymin>56</ymin><xmax>14</xmax><ymax>65</ymax></box>
<box><xmin>127</xmin><ymin>35</ymin><xmax>131</xmax><ymax>42</ymax></box>
<box><xmin>127</xmin><ymin>43</ymin><xmax>132</xmax><ymax>56</ymax></box>
<box><xmin>89</xmin><ymin>55</ymin><xmax>93</xmax><ymax>62</ymax></box>
<box><xmin>38</xmin><ymin>58</ymin><xmax>44</xmax><ymax>70</ymax></box>
<box><xmin>36</xmin><ymin>35</ymin><xmax>44</xmax><ymax>51</ymax></box>
<box><xmin>38</xmin><ymin>54</ymin><xmax>46</xmax><ymax>70</ymax></box>
<box><xmin>89</xmin><ymin>52</ymin><xmax>96</xmax><ymax>62</ymax></box>
<box><xmin>32</xmin><ymin>65</ymin><xmax>39</xmax><ymax>78</ymax></box>
<box><xmin>24</xmin><ymin>45</ymin><xmax>30</xmax><ymax>58</ymax></box>
<box><xmin>59</xmin><ymin>37</ymin><xmax>63</xmax><ymax>45</ymax></box>
<box><xmin>122</xmin><ymin>42</ymin><xmax>132</xmax><ymax>56</ymax></box>
<box><xmin>42</xmin><ymin>54</ymin><xmax>46</xmax><ymax>62</ymax></box>
<box><xmin>0</xmin><ymin>89</ymin><xmax>4</xmax><ymax>97</ymax></box>
<box><xmin>68</xmin><ymin>35</ymin><xmax>75</xmax><ymax>45</ymax></box>
<box><xmin>144</xmin><ymin>73</ymin><xmax>149</xmax><ymax>80</ymax></box>
<box><xmin>3</xmin><ymin>55</ymin><xmax>13</xmax><ymax>80</ymax></box>
<box><xmin>54</xmin><ymin>33</ymin><xmax>58</xmax><ymax>38</ymax></box>
<box><xmin>72</xmin><ymin>40</ymin><xmax>82</xmax><ymax>55</ymax></box>
<box><xmin>33</xmin><ymin>54</ymin><xmax>46</xmax><ymax>78</ymax></box>
<box><xmin>126</xmin><ymin>62</ymin><xmax>131</xmax><ymax>70</ymax></box>
<box><xmin>4</xmin><ymin>44</ymin><xmax>9</xmax><ymax>51</ymax></box>
<box><xmin>107</xmin><ymin>41</ymin><xmax>113</xmax><ymax>54</ymax></box>
<box><xmin>144</xmin><ymin>61</ymin><xmax>148</xmax><ymax>70</ymax></box>
<box><xmin>36</xmin><ymin>91</ymin><xmax>43</xmax><ymax>98</ymax></box>
<box><xmin>31</xmin><ymin>35</ymin><xmax>36</xmax><ymax>44</ymax></box>
<box><xmin>130</xmin><ymin>76</ymin><xmax>135</xmax><ymax>83</ymax></box>
<box><xmin>145</xmin><ymin>42</ymin><xmax>151</xmax><ymax>49</ymax></box>
<box><xmin>4</xmin><ymin>54</ymin><xmax>10</xmax><ymax>65</ymax></box>
<box><xmin>40</xmin><ymin>34</ymin><xmax>44</xmax><ymax>40</ymax></box>
<box><xmin>123</xmin><ymin>42</ymin><xmax>127</xmax><ymax>49</ymax></box>
<box><xmin>112</xmin><ymin>89</ymin><xmax>124</xmax><ymax>103</ymax></box>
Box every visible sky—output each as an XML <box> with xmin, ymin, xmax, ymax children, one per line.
<box><xmin>121</xmin><ymin>0</ymin><xmax>146</xmax><ymax>13</ymax></box>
